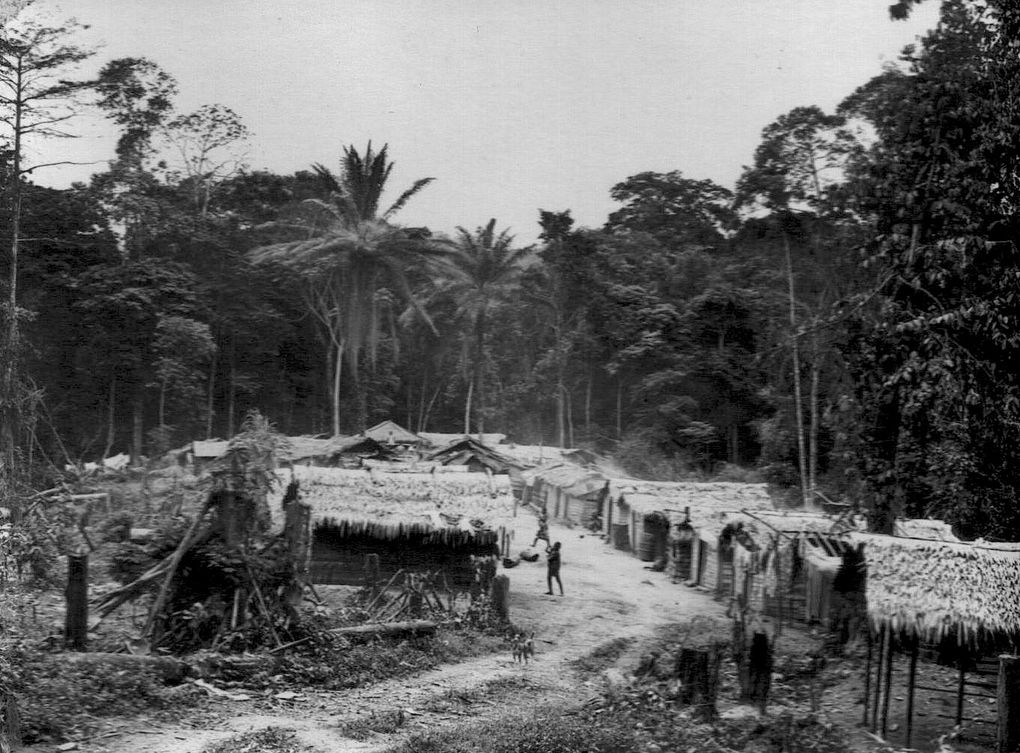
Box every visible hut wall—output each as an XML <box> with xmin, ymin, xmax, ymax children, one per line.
<box><xmin>564</xmin><ymin>495</ymin><xmax>599</xmax><ymax>528</ymax></box>
<box><xmin>310</xmin><ymin>529</ymin><xmax>497</xmax><ymax>589</ymax></box>
<box><xmin>699</xmin><ymin>540</ymin><xmax>720</xmax><ymax>590</ymax></box>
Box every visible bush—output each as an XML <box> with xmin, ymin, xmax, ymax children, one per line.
<box><xmin>97</xmin><ymin>511</ymin><xmax>134</xmax><ymax>543</ymax></box>
<box><xmin>1</xmin><ymin>643</ymin><xmax>187</xmax><ymax>742</ymax></box>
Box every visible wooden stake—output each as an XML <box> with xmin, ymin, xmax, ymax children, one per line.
<box><xmin>881</xmin><ymin>626</ymin><xmax>895</xmax><ymax>738</ymax></box>
<box><xmin>957</xmin><ymin>656</ymin><xmax>967</xmax><ymax>728</ymax></box>
<box><xmin>905</xmin><ymin>636</ymin><xmax>919</xmax><ymax>749</ymax></box>
<box><xmin>863</xmin><ymin>628</ymin><xmax>873</xmax><ymax>727</ymax></box>
<box><xmin>997</xmin><ymin>654</ymin><xmax>1020</xmax><ymax>753</ymax></box>
<box><xmin>871</xmin><ymin>624</ymin><xmax>886</xmax><ymax>733</ymax></box>
<box><xmin>64</xmin><ymin>554</ymin><xmax>89</xmax><ymax>651</ymax></box>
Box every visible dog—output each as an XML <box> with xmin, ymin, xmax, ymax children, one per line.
<box><xmin>511</xmin><ymin>632</ymin><xmax>535</xmax><ymax>665</ymax></box>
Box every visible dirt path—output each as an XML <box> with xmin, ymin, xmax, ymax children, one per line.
<box><xmin>88</xmin><ymin>515</ymin><xmax>729</xmax><ymax>753</ymax></box>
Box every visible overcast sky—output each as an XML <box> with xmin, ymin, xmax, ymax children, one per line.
<box><xmin>36</xmin><ymin>1</ymin><xmax>940</xmax><ymax>243</ymax></box>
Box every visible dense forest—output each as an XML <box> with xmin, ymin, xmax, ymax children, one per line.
<box><xmin>1</xmin><ymin>0</ymin><xmax>1019</xmax><ymax>539</ymax></box>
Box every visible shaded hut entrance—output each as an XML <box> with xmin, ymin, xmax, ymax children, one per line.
<box><xmin>310</xmin><ymin>523</ymin><xmax>499</xmax><ymax>590</ymax></box>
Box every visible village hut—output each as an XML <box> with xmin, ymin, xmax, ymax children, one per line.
<box><xmin>426</xmin><ymin>437</ymin><xmax>524</xmax><ymax>475</ymax></box>
<box><xmin>845</xmin><ymin>532</ymin><xmax>1020</xmax><ymax>746</ymax></box>
<box><xmin>418</xmin><ymin>432</ymin><xmax>507</xmax><ymax>449</ymax></box>
<box><xmin>522</xmin><ymin>463</ymin><xmax>607</xmax><ymax>528</ymax></box>
<box><xmin>191</xmin><ymin>440</ymin><xmax>230</xmax><ymax>472</ymax></box>
<box><xmin>364</xmin><ymin>420</ymin><xmax>422</xmax><ymax>449</ymax></box>
<box><xmin>268</xmin><ymin>466</ymin><xmax>514</xmax><ymax>589</ymax></box>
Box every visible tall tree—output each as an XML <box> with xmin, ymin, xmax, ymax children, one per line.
<box><xmin>835</xmin><ymin>0</ymin><xmax>1020</xmax><ymax>538</ymax></box>
<box><xmin>735</xmin><ymin>106</ymin><xmax>862</xmax><ymax>505</ymax></box>
<box><xmin>431</xmin><ymin>219</ymin><xmax>529</xmax><ymax>435</ymax></box>
<box><xmin>0</xmin><ymin>15</ymin><xmax>93</xmax><ymax>486</ymax></box>
<box><xmin>252</xmin><ymin>143</ymin><xmax>439</xmax><ymax>433</ymax></box>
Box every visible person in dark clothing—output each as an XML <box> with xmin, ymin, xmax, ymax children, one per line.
<box><xmin>545</xmin><ymin>541</ymin><xmax>563</xmax><ymax>595</ymax></box>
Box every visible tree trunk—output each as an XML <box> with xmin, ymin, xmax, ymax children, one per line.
<box><xmin>463</xmin><ymin>376</ymin><xmax>473</xmax><ymax>435</ymax></box>
<box><xmin>475</xmin><ymin>311</ymin><xmax>486</xmax><ymax>435</ymax></box>
<box><xmin>565</xmin><ymin>385</ymin><xmax>574</xmax><ymax>448</ymax></box>
<box><xmin>64</xmin><ymin>554</ymin><xmax>89</xmax><ymax>652</ymax></box>
<box><xmin>491</xmin><ymin>574</ymin><xmax>510</xmax><ymax>623</ymax></box>
<box><xmin>331</xmin><ymin>339</ymin><xmax>344</xmax><ymax>436</ymax></box>
<box><xmin>0</xmin><ymin>689</ymin><xmax>21</xmax><ymax>753</ymax></box>
<box><xmin>131</xmin><ymin>389</ymin><xmax>144</xmax><ymax>465</ymax></box>
<box><xmin>616</xmin><ymin>378</ymin><xmax>623</xmax><ymax>440</ymax></box>
<box><xmin>0</xmin><ymin>72</ymin><xmax>23</xmax><ymax>486</ymax></box>
<box><xmin>103</xmin><ymin>376</ymin><xmax>116</xmax><ymax>460</ymax></box>
<box><xmin>227</xmin><ymin>335</ymin><xmax>237</xmax><ymax>437</ymax></box>
<box><xmin>808</xmin><ymin>340</ymin><xmax>820</xmax><ymax>504</ymax></box>
<box><xmin>784</xmin><ymin>233</ymin><xmax>810</xmax><ymax>507</ymax></box>
<box><xmin>158</xmin><ymin>379</ymin><xmax>167</xmax><ymax>429</ymax></box>
<box><xmin>585</xmin><ymin>370</ymin><xmax>592</xmax><ymax>437</ymax></box>
<box><xmin>205</xmin><ymin>333</ymin><xmax>218</xmax><ymax>439</ymax></box>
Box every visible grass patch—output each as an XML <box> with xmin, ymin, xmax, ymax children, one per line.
<box><xmin>274</xmin><ymin>625</ymin><xmax>504</xmax><ymax>690</ymax></box>
<box><xmin>1</xmin><ymin>642</ymin><xmax>200</xmax><ymax>742</ymax></box>
<box><xmin>570</xmin><ymin>636</ymin><xmax>634</xmax><ymax>674</ymax></box>
<box><xmin>202</xmin><ymin>727</ymin><xmax>307</xmax><ymax>753</ymax></box>
<box><xmin>421</xmin><ymin>675</ymin><xmax>540</xmax><ymax>713</ymax></box>
<box><xmin>336</xmin><ymin>709</ymin><xmax>408</xmax><ymax>740</ymax></box>
<box><xmin>384</xmin><ymin>708</ymin><xmax>635</xmax><ymax>753</ymax></box>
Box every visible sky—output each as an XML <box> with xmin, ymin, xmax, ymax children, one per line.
<box><xmin>31</xmin><ymin>0</ymin><xmax>941</xmax><ymax>244</ymax></box>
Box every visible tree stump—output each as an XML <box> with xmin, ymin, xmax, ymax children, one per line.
<box><xmin>676</xmin><ymin>641</ymin><xmax>726</xmax><ymax>719</ymax></box>
<box><xmin>491</xmin><ymin>575</ymin><xmax>510</xmax><ymax>623</ymax></box>
<box><xmin>998</xmin><ymin>654</ymin><xmax>1020</xmax><ymax>753</ymax></box>
<box><xmin>64</xmin><ymin>554</ymin><xmax>89</xmax><ymax>651</ymax></box>
<box><xmin>747</xmin><ymin>632</ymin><xmax>774</xmax><ymax>713</ymax></box>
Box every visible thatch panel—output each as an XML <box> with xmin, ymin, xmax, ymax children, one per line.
<box><xmin>851</xmin><ymin>533</ymin><xmax>1020</xmax><ymax>641</ymax></box>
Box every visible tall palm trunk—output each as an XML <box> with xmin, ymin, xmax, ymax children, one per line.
<box><xmin>331</xmin><ymin>338</ymin><xmax>344</xmax><ymax>436</ymax></box>
<box><xmin>474</xmin><ymin>310</ymin><xmax>486</xmax><ymax>436</ymax></box>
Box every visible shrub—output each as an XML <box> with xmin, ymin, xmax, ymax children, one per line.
<box><xmin>1</xmin><ymin>643</ymin><xmax>187</xmax><ymax>742</ymax></box>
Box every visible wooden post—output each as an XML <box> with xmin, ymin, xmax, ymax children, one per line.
<box><xmin>64</xmin><ymin>554</ymin><xmax>89</xmax><ymax>651</ymax></box>
<box><xmin>363</xmin><ymin>553</ymin><xmax>380</xmax><ymax>595</ymax></box>
<box><xmin>998</xmin><ymin>654</ymin><xmax>1020</xmax><ymax>753</ymax></box>
<box><xmin>881</xmin><ymin>627</ymin><xmax>895</xmax><ymax>738</ymax></box>
<box><xmin>863</xmin><ymin>627</ymin><xmax>873</xmax><ymax>727</ymax></box>
<box><xmin>957</xmin><ymin>657</ymin><xmax>967</xmax><ymax>728</ymax></box>
<box><xmin>871</xmin><ymin>624</ymin><xmax>886</xmax><ymax>733</ymax></box>
<box><xmin>491</xmin><ymin>574</ymin><xmax>510</xmax><ymax>623</ymax></box>
<box><xmin>748</xmin><ymin>631</ymin><xmax>773</xmax><ymax>714</ymax></box>
<box><xmin>905</xmin><ymin>636</ymin><xmax>919</xmax><ymax>749</ymax></box>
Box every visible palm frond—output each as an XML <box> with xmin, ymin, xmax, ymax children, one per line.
<box><xmin>383</xmin><ymin>177</ymin><xmax>435</xmax><ymax>220</ymax></box>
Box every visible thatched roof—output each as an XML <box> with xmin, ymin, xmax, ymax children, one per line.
<box><xmin>418</xmin><ymin>432</ymin><xmax>507</xmax><ymax>449</ymax></box>
<box><xmin>268</xmin><ymin>466</ymin><xmax>513</xmax><ymax>543</ymax></box>
<box><xmin>848</xmin><ymin>532</ymin><xmax>1020</xmax><ymax>641</ymax></box>
<box><xmin>893</xmin><ymin>518</ymin><xmax>958</xmax><ymax>541</ymax></box>
<box><xmin>426</xmin><ymin>437</ymin><xmax>524</xmax><ymax>473</ymax></box>
<box><xmin>364</xmin><ymin>420</ymin><xmax>421</xmax><ymax>445</ymax></box>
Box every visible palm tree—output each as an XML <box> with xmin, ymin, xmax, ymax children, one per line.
<box><xmin>432</xmin><ymin>219</ymin><xmax>529</xmax><ymax>435</ymax></box>
<box><xmin>252</xmin><ymin>143</ymin><xmax>438</xmax><ymax>434</ymax></box>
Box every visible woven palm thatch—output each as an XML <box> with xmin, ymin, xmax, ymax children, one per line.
<box><xmin>268</xmin><ymin>465</ymin><xmax>513</xmax><ymax>543</ymax></box>
<box><xmin>850</xmin><ymin>532</ymin><xmax>1020</xmax><ymax>641</ymax></box>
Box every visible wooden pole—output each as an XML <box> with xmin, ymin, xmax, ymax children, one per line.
<box><xmin>64</xmin><ymin>554</ymin><xmax>89</xmax><ymax>651</ymax></box>
<box><xmin>881</xmin><ymin>627</ymin><xmax>895</xmax><ymax>739</ymax></box>
<box><xmin>863</xmin><ymin>627</ymin><xmax>873</xmax><ymax>727</ymax></box>
<box><xmin>957</xmin><ymin>657</ymin><xmax>967</xmax><ymax>728</ymax></box>
<box><xmin>871</xmin><ymin>624</ymin><xmax>886</xmax><ymax>733</ymax></box>
<box><xmin>998</xmin><ymin>654</ymin><xmax>1020</xmax><ymax>753</ymax></box>
<box><xmin>905</xmin><ymin>636</ymin><xmax>919</xmax><ymax>749</ymax></box>
<box><xmin>491</xmin><ymin>574</ymin><xmax>510</xmax><ymax>623</ymax></box>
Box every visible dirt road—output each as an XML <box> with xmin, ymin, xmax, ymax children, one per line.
<box><xmin>90</xmin><ymin>514</ymin><xmax>728</xmax><ymax>753</ymax></box>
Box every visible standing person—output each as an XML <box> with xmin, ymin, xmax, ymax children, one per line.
<box><xmin>545</xmin><ymin>541</ymin><xmax>563</xmax><ymax>596</ymax></box>
<box><xmin>531</xmin><ymin>509</ymin><xmax>550</xmax><ymax>549</ymax></box>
